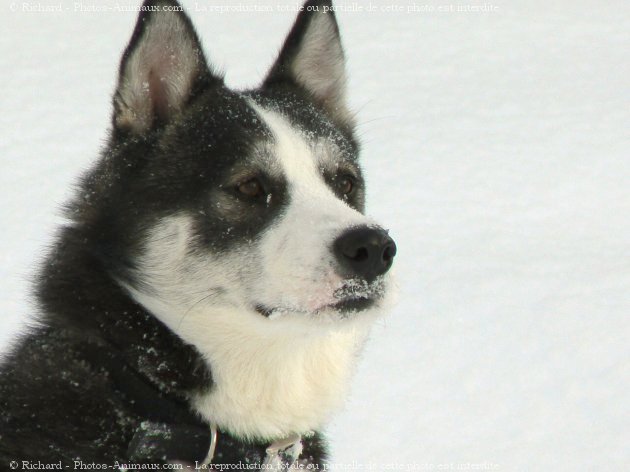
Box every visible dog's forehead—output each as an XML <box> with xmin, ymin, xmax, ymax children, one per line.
<box><xmin>247</xmin><ymin>100</ymin><xmax>353</xmax><ymax>183</ymax></box>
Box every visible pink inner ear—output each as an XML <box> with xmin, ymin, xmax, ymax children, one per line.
<box><xmin>148</xmin><ymin>68</ymin><xmax>168</xmax><ymax>120</ymax></box>
<box><xmin>148</xmin><ymin>51</ymin><xmax>177</xmax><ymax>121</ymax></box>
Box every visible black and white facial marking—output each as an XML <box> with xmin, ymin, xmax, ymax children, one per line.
<box><xmin>103</xmin><ymin>0</ymin><xmax>396</xmax><ymax>440</ymax></box>
<box><xmin>241</xmin><ymin>99</ymin><xmax>396</xmax><ymax>316</ymax></box>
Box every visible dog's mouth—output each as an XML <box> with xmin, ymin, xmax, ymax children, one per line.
<box><xmin>255</xmin><ymin>297</ymin><xmax>375</xmax><ymax>318</ymax></box>
<box><xmin>255</xmin><ymin>277</ymin><xmax>384</xmax><ymax>318</ymax></box>
<box><xmin>327</xmin><ymin>296</ymin><xmax>376</xmax><ymax>312</ymax></box>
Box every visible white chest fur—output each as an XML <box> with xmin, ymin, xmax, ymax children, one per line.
<box><xmin>189</xmin><ymin>308</ymin><xmax>371</xmax><ymax>440</ymax></box>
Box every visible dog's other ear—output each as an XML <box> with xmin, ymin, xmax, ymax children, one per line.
<box><xmin>113</xmin><ymin>0</ymin><xmax>221</xmax><ymax>134</ymax></box>
<box><xmin>263</xmin><ymin>0</ymin><xmax>353</xmax><ymax>128</ymax></box>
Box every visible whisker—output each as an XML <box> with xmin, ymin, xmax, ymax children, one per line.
<box><xmin>177</xmin><ymin>288</ymin><xmax>224</xmax><ymax>330</ymax></box>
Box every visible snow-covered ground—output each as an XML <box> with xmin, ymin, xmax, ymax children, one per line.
<box><xmin>1</xmin><ymin>0</ymin><xmax>629</xmax><ymax>469</ymax></box>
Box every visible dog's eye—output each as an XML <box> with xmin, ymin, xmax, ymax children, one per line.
<box><xmin>337</xmin><ymin>176</ymin><xmax>355</xmax><ymax>196</ymax></box>
<box><xmin>237</xmin><ymin>178</ymin><xmax>265</xmax><ymax>198</ymax></box>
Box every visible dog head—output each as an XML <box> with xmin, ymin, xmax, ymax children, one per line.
<box><xmin>79</xmin><ymin>0</ymin><xmax>396</xmax><ymax>338</ymax></box>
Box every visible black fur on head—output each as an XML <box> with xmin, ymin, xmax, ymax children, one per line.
<box><xmin>72</xmin><ymin>0</ymin><xmax>360</xmax><ymax>280</ymax></box>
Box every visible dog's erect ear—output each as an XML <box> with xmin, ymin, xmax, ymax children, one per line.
<box><xmin>113</xmin><ymin>0</ymin><xmax>220</xmax><ymax>134</ymax></box>
<box><xmin>263</xmin><ymin>0</ymin><xmax>353</xmax><ymax>128</ymax></box>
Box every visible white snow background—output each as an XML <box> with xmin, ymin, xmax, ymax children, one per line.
<box><xmin>1</xmin><ymin>0</ymin><xmax>629</xmax><ymax>469</ymax></box>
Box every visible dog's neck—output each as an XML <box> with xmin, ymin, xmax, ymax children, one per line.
<box><xmin>125</xmin><ymin>283</ymin><xmax>373</xmax><ymax>440</ymax></box>
<box><xmin>190</xmin><ymin>309</ymin><xmax>372</xmax><ymax>440</ymax></box>
<box><xmin>37</xmin><ymin>228</ymin><xmax>213</xmax><ymax>399</ymax></box>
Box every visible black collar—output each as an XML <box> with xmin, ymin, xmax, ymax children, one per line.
<box><xmin>126</xmin><ymin>422</ymin><xmax>304</xmax><ymax>467</ymax></box>
<box><xmin>127</xmin><ymin>421</ymin><xmax>212</xmax><ymax>463</ymax></box>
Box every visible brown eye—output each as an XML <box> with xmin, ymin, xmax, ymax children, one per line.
<box><xmin>237</xmin><ymin>178</ymin><xmax>265</xmax><ymax>198</ymax></box>
<box><xmin>338</xmin><ymin>176</ymin><xmax>354</xmax><ymax>196</ymax></box>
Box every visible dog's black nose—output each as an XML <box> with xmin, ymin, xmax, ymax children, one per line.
<box><xmin>334</xmin><ymin>227</ymin><xmax>396</xmax><ymax>281</ymax></box>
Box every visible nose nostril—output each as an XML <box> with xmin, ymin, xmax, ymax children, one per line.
<box><xmin>385</xmin><ymin>242</ymin><xmax>397</xmax><ymax>261</ymax></box>
<box><xmin>382</xmin><ymin>245</ymin><xmax>395</xmax><ymax>263</ymax></box>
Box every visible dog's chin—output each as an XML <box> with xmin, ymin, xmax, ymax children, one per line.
<box><xmin>255</xmin><ymin>296</ymin><xmax>378</xmax><ymax>321</ymax></box>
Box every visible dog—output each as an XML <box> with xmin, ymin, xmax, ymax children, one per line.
<box><xmin>0</xmin><ymin>0</ymin><xmax>396</xmax><ymax>468</ymax></box>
